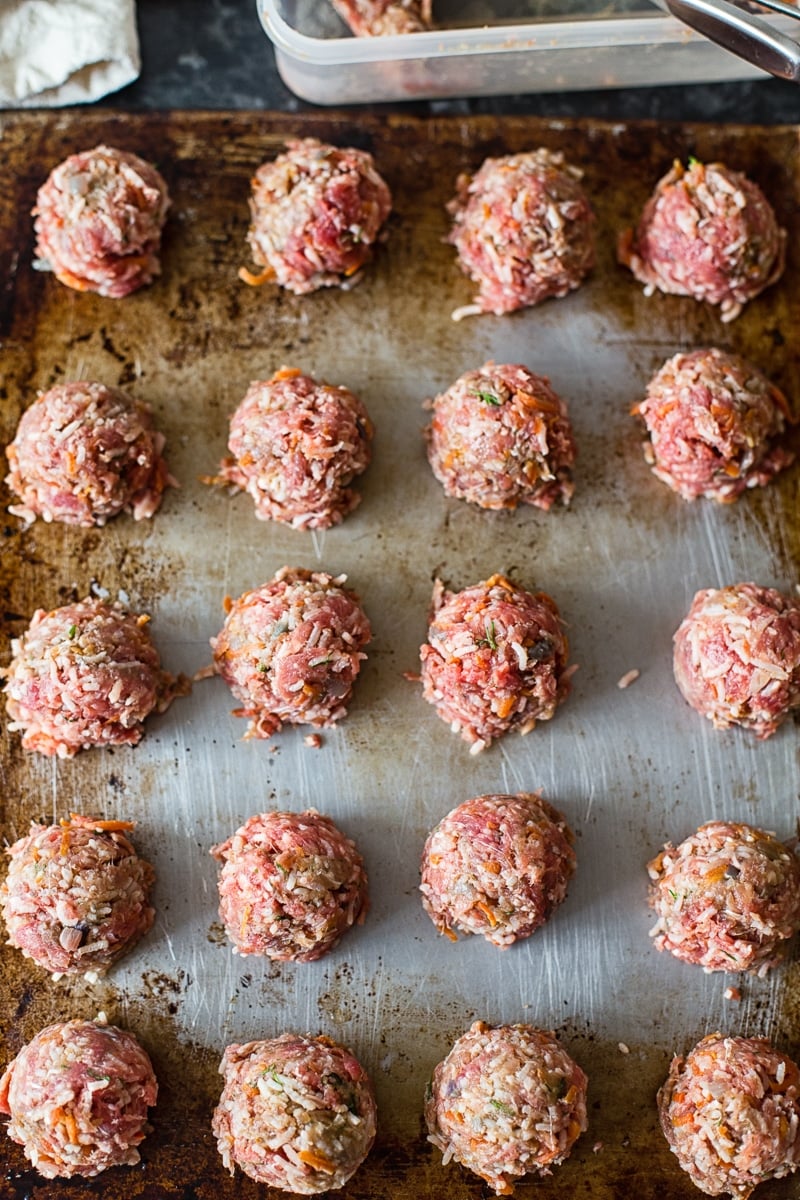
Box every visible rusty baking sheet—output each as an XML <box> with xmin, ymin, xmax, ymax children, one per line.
<box><xmin>0</xmin><ymin>111</ymin><xmax>799</xmax><ymax>1200</ymax></box>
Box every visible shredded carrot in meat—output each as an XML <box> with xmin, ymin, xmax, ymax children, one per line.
<box><xmin>59</xmin><ymin>827</ymin><xmax>70</xmax><ymax>856</ymax></box>
<box><xmin>485</xmin><ymin>861</ymin><xmax>501</xmax><ymax>875</ymax></box>
<box><xmin>442</xmin><ymin>926</ymin><xmax>458</xmax><ymax>943</ymax></box>
<box><xmin>238</xmin><ymin>265</ymin><xmax>274</xmax><ymax>287</ymax></box>
<box><xmin>298</xmin><ymin>1149</ymin><xmax>336</xmax><ymax>1173</ymax></box>
<box><xmin>240</xmin><ymin>905</ymin><xmax>251</xmax><ymax>938</ymax></box>
<box><xmin>702</xmin><ymin>864</ymin><xmax>727</xmax><ymax>885</ymax></box>
<box><xmin>223</xmin><ymin>595</ymin><xmax>233</xmax><ymax>614</ymax></box>
<box><xmin>55</xmin><ymin>269</ymin><xmax>92</xmax><ymax>292</ymax></box>
<box><xmin>52</xmin><ymin>1107</ymin><xmax>79</xmax><ymax>1144</ymax></box>
<box><xmin>272</xmin><ymin>366</ymin><xmax>302</xmax><ymax>382</ymax></box>
<box><xmin>136</xmin><ymin>614</ymin><xmax>151</xmax><ymax>627</ymax></box>
<box><xmin>475</xmin><ymin>901</ymin><xmax>497</xmax><ymax>928</ymax></box>
<box><xmin>495</xmin><ymin>696</ymin><xmax>515</xmax><ymax>720</ymax></box>
<box><xmin>343</xmin><ymin>262</ymin><xmax>361</xmax><ymax>277</ymax></box>
<box><xmin>69</xmin><ymin>813</ymin><xmax>135</xmax><ymax>832</ymax></box>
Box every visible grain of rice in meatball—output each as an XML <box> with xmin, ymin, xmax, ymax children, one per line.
<box><xmin>241</xmin><ymin>138</ymin><xmax>392</xmax><ymax>295</ymax></box>
<box><xmin>618</xmin><ymin>159</ymin><xmax>786</xmax><ymax>322</ymax></box>
<box><xmin>647</xmin><ymin>820</ymin><xmax>800</xmax><ymax>975</ymax></box>
<box><xmin>447</xmin><ymin>148</ymin><xmax>595</xmax><ymax>318</ymax></box>
<box><xmin>634</xmin><ymin>348</ymin><xmax>793</xmax><ymax>502</ymax></box>
<box><xmin>419</xmin><ymin>574</ymin><xmax>571</xmax><ymax>753</ymax></box>
<box><xmin>420</xmin><ymin>792</ymin><xmax>575</xmax><ymax>946</ymax></box>
<box><xmin>330</xmin><ymin>0</ymin><xmax>433</xmax><ymax>34</ymax></box>
<box><xmin>0</xmin><ymin>1018</ymin><xmax>157</xmax><ymax>1179</ymax></box>
<box><xmin>425</xmin><ymin>361</ymin><xmax>576</xmax><ymax>510</ymax></box>
<box><xmin>673</xmin><ymin>583</ymin><xmax>800</xmax><ymax>739</ymax></box>
<box><xmin>426</xmin><ymin>1020</ymin><xmax>587</xmax><ymax>1195</ymax></box>
<box><xmin>211</xmin><ymin>809</ymin><xmax>368</xmax><ymax>961</ymax></box>
<box><xmin>1</xmin><ymin>814</ymin><xmax>155</xmax><ymax>977</ymax></box>
<box><xmin>659</xmin><ymin>1034</ymin><xmax>800</xmax><ymax>1197</ymax></box>
<box><xmin>211</xmin><ymin>567</ymin><xmax>371</xmax><ymax>739</ymax></box>
<box><xmin>2</xmin><ymin>597</ymin><xmax>188</xmax><ymax>758</ymax></box>
<box><xmin>33</xmin><ymin>144</ymin><xmax>169</xmax><ymax>298</ymax></box>
<box><xmin>212</xmin><ymin>1033</ymin><xmax>376</xmax><ymax>1193</ymax></box>
<box><xmin>214</xmin><ymin>366</ymin><xmax>373</xmax><ymax>529</ymax></box>
<box><xmin>5</xmin><ymin>381</ymin><xmax>174</xmax><ymax>527</ymax></box>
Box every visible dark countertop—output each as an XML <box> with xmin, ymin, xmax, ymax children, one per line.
<box><xmin>119</xmin><ymin>0</ymin><xmax>800</xmax><ymax>122</ymax></box>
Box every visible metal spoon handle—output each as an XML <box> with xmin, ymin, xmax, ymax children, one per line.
<box><xmin>664</xmin><ymin>0</ymin><xmax>800</xmax><ymax>81</ymax></box>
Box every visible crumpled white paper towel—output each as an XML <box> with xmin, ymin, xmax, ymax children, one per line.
<box><xmin>0</xmin><ymin>0</ymin><xmax>140</xmax><ymax>108</ymax></box>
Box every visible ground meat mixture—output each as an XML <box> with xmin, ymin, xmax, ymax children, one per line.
<box><xmin>211</xmin><ymin>568</ymin><xmax>371</xmax><ymax>739</ymax></box>
<box><xmin>212</xmin><ymin>1033</ymin><xmax>376</xmax><ymax>1193</ymax></box>
<box><xmin>213</xmin><ymin>367</ymin><xmax>373</xmax><ymax>529</ymax></box>
<box><xmin>673</xmin><ymin>583</ymin><xmax>800</xmax><ymax>739</ymax></box>
<box><xmin>5</xmin><ymin>381</ymin><xmax>175</xmax><ymax>527</ymax></box>
<box><xmin>2</xmin><ymin>597</ymin><xmax>188</xmax><ymax>758</ymax></box>
<box><xmin>447</xmin><ymin>148</ymin><xmax>595</xmax><ymax>318</ymax></box>
<box><xmin>241</xmin><ymin>138</ymin><xmax>392</xmax><ymax>295</ymax></box>
<box><xmin>426</xmin><ymin>1020</ymin><xmax>587</xmax><ymax>1195</ymax></box>
<box><xmin>647</xmin><ymin>820</ymin><xmax>800</xmax><ymax>976</ymax></box>
<box><xmin>634</xmin><ymin>349</ymin><xmax>793</xmax><ymax>503</ymax></box>
<box><xmin>211</xmin><ymin>809</ymin><xmax>368</xmax><ymax>962</ymax></box>
<box><xmin>0</xmin><ymin>1018</ymin><xmax>157</xmax><ymax>1179</ymax></box>
<box><xmin>330</xmin><ymin>0</ymin><xmax>433</xmax><ymax>34</ymax></box>
<box><xmin>425</xmin><ymin>361</ymin><xmax>576</xmax><ymax>511</ymax></box>
<box><xmin>659</xmin><ymin>1034</ymin><xmax>800</xmax><ymax>1197</ymax></box>
<box><xmin>33</xmin><ymin>144</ymin><xmax>169</xmax><ymax>298</ymax></box>
<box><xmin>419</xmin><ymin>574</ymin><xmax>571</xmax><ymax>754</ymax></box>
<box><xmin>618</xmin><ymin>159</ymin><xmax>786</xmax><ymax>322</ymax></box>
<box><xmin>1</xmin><ymin>814</ymin><xmax>155</xmax><ymax>978</ymax></box>
<box><xmin>420</xmin><ymin>793</ymin><xmax>575</xmax><ymax>947</ymax></box>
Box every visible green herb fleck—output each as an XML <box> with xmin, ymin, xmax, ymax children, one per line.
<box><xmin>472</xmin><ymin>388</ymin><xmax>501</xmax><ymax>406</ymax></box>
<box><xmin>68</xmin><ymin>624</ymin><xmax>77</xmax><ymax>640</ymax></box>
<box><xmin>261</xmin><ymin>1065</ymin><xmax>283</xmax><ymax>1087</ymax></box>
<box><xmin>668</xmin><ymin>889</ymin><xmax>678</xmax><ymax>902</ymax></box>
<box><xmin>687</xmin><ymin>155</ymin><xmax>700</xmax><ymax>168</ymax></box>
<box><xmin>489</xmin><ymin>1099</ymin><xmax>514</xmax><ymax>1116</ymax></box>
<box><xmin>484</xmin><ymin>620</ymin><xmax>498</xmax><ymax>650</ymax></box>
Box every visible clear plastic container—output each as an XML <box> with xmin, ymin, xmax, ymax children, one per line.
<box><xmin>259</xmin><ymin>0</ymin><xmax>789</xmax><ymax>104</ymax></box>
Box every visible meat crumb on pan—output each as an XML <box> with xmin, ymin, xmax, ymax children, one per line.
<box><xmin>33</xmin><ymin>144</ymin><xmax>170</xmax><ymax>297</ymax></box>
<box><xmin>420</xmin><ymin>792</ymin><xmax>575</xmax><ymax>947</ymax></box>
<box><xmin>618</xmin><ymin>158</ymin><xmax>786</xmax><ymax>322</ymax></box>
<box><xmin>617</xmin><ymin>668</ymin><xmax>640</xmax><ymax>689</ymax></box>
<box><xmin>210</xmin><ymin>567</ymin><xmax>371</xmax><ymax>739</ymax></box>
<box><xmin>425</xmin><ymin>1020</ymin><xmax>588</xmax><ymax>1195</ymax></box>
<box><xmin>658</xmin><ymin>1034</ymin><xmax>800</xmax><ymax>1196</ymax></box>
<box><xmin>447</xmin><ymin>148</ymin><xmax>595</xmax><ymax>317</ymax></box>
<box><xmin>210</xmin><ymin>809</ymin><xmax>368</xmax><ymax>962</ymax></box>
<box><xmin>208</xmin><ymin>366</ymin><xmax>373</xmax><ymax>529</ymax></box>
<box><xmin>425</xmin><ymin>361</ymin><xmax>576</xmax><ymax>511</ymax></box>
<box><xmin>330</xmin><ymin>0</ymin><xmax>433</xmax><ymax>34</ymax></box>
<box><xmin>212</xmin><ymin>1033</ymin><xmax>376</xmax><ymax>1193</ymax></box>
<box><xmin>0</xmin><ymin>1018</ymin><xmax>157</xmax><ymax>1178</ymax></box>
<box><xmin>725</xmin><ymin>986</ymin><xmax>742</xmax><ymax>1002</ymax></box>
<box><xmin>2</xmin><ymin>597</ymin><xmax>189</xmax><ymax>757</ymax></box>
<box><xmin>647</xmin><ymin>820</ymin><xmax>800</xmax><ymax>975</ymax></box>
<box><xmin>240</xmin><ymin>138</ymin><xmax>391</xmax><ymax>295</ymax></box>
<box><xmin>5</xmin><ymin>381</ymin><xmax>175</xmax><ymax>527</ymax></box>
<box><xmin>673</xmin><ymin>582</ymin><xmax>800</xmax><ymax>739</ymax></box>
<box><xmin>634</xmin><ymin>348</ymin><xmax>794</xmax><ymax>502</ymax></box>
<box><xmin>1</xmin><ymin>814</ymin><xmax>155</xmax><ymax>977</ymax></box>
<box><xmin>419</xmin><ymin>573</ymin><xmax>572</xmax><ymax>752</ymax></box>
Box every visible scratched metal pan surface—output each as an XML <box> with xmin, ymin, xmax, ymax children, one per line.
<box><xmin>0</xmin><ymin>112</ymin><xmax>799</xmax><ymax>1200</ymax></box>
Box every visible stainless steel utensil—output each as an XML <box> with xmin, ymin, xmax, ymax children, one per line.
<box><xmin>662</xmin><ymin>0</ymin><xmax>800</xmax><ymax>82</ymax></box>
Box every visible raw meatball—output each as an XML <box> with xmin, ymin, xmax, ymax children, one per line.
<box><xmin>673</xmin><ymin>583</ymin><xmax>800</xmax><ymax>739</ymax></box>
<box><xmin>447</xmin><ymin>148</ymin><xmax>595</xmax><ymax>318</ymax></box>
<box><xmin>212</xmin><ymin>1033</ymin><xmax>376</xmax><ymax>1193</ymax></box>
<box><xmin>33</xmin><ymin>144</ymin><xmax>169</xmax><ymax>298</ymax></box>
<box><xmin>420</xmin><ymin>793</ymin><xmax>575</xmax><ymax>947</ymax></box>
<box><xmin>3</xmin><ymin>597</ymin><xmax>188</xmax><ymax>758</ymax></box>
<box><xmin>0</xmin><ymin>1018</ymin><xmax>157</xmax><ymax>1179</ymax></box>
<box><xmin>419</xmin><ymin>574</ymin><xmax>571</xmax><ymax>753</ymax></box>
<box><xmin>5</xmin><ymin>381</ymin><xmax>175</xmax><ymax>526</ymax></box>
<box><xmin>211</xmin><ymin>809</ymin><xmax>368</xmax><ymax>961</ymax></box>
<box><xmin>425</xmin><ymin>361</ymin><xmax>576</xmax><ymax>511</ymax></box>
<box><xmin>647</xmin><ymin>820</ymin><xmax>800</xmax><ymax>975</ymax></box>
<box><xmin>426</xmin><ymin>1020</ymin><xmax>587</xmax><ymax>1195</ymax></box>
<box><xmin>659</xmin><ymin>1034</ymin><xmax>800</xmax><ymax>1197</ymax></box>
<box><xmin>211</xmin><ymin>568</ymin><xmax>371</xmax><ymax>739</ymax></box>
<box><xmin>618</xmin><ymin>159</ymin><xmax>786</xmax><ymax>322</ymax></box>
<box><xmin>215</xmin><ymin>367</ymin><xmax>373</xmax><ymax>529</ymax></box>
<box><xmin>330</xmin><ymin>0</ymin><xmax>433</xmax><ymax>33</ymax></box>
<box><xmin>1</xmin><ymin>814</ymin><xmax>155</xmax><ymax>977</ymax></box>
<box><xmin>634</xmin><ymin>348</ymin><xmax>794</xmax><ymax>502</ymax></box>
<box><xmin>241</xmin><ymin>138</ymin><xmax>392</xmax><ymax>295</ymax></box>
